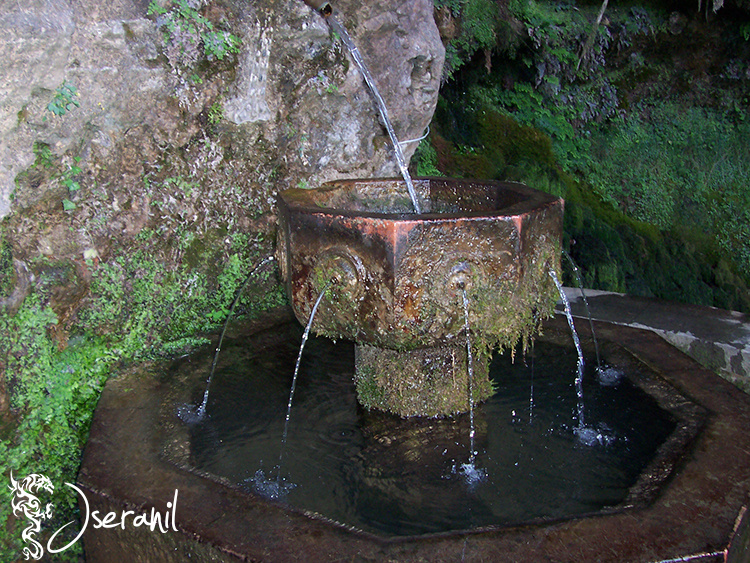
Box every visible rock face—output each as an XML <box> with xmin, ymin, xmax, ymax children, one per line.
<box><xmin>0</xmin><ymin>0</ymin><xmax>444</xmax><ymax>324</ymax></box>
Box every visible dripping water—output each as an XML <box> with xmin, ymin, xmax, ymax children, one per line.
<box><xmin>177</xmin><ymin>256</ymin><xmax>275</xmax><ymax>424</ymax></box>
<box><xmin>252</xmin><ymin>282</ymin><xmax>332</xmax><ymax>499</ymax></box>
<box><xmin>458</xmin><ymin>287</ymin><xmax>486</xmax><ymax>487</ymax></box>
<box><xmin>326</xmin><ymin>16</ymin><xmax>422</xmax><ymax>214</ymax></box>
<box><xmin>529</xmin><ymin>338</ymin><xmax>535</xmax><ymax>424</ymax></box>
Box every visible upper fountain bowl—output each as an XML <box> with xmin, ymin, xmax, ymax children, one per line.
<box><xmin>277</xmin><ymin>177</ymin><xmax>563</xmax><ymax>350</ymax></box>
<box><xmin>276</xmin><ymin>177</ymin><xmax>563</xmax><ymax>416</ymax></box>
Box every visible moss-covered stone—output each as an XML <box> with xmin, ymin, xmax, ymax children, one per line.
<box><xmin>354</xmin><ymin>343</ymin><xmax>493</xmax><ymax>418</ymax></box>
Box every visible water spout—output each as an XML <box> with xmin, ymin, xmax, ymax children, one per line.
<box><xmin>325</xmin><ymin>16</ymin><xmax>422</xmax><ymax>214</ymax></box>
<box><xmin>549</xmin><ymin>269</ymin><xmax>586</xmax><ymax>432</ymax></box>
<box><xmin>277</xmin><ymin>283</ymin><xmax>331</xmax><ymax>481</ymax></box>
<box><xmin>563</xmin><ymin>250</ymin><xmax>601</xmax><ymax>370</ymax></box>
<box><xmin>302</xmin><ymin>0</ymin><xmax>332</xmax><ymax>17</ymax></box>
<box><xmin>251</xmin><ymin>282</ymin><xmax>331</xmax><ymax>500</ymax></box>
<box><xmin>178</xmin><ymin>256</ymin><xmax>275</xmax><ymax>424</ymax></box>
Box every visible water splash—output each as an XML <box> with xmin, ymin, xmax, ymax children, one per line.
<box><xmin>326</xmin><ymin>16</ymin><xmax>422</xmax><ymax>214</ymax></box>
<box><xmin>459</xmin><ymin>288</ymin><xmax>487</xmax><ymax>486</ymax></box>
<box><xmin>457</xmin><ymin>462</ymin><xmax>486</xmax><ymax>491</ymax></box>
<box><xmin>249</xmin><ymin>468</ymin><xmax>296</xmax><ymax>501</ymax></box>
<box><xmin>275</xmin><ymin>282</ymin><xmax>332</xmax><ymax>488</ymax></box>
<box><xmin>178</xmin><ymin>256</ymin><xmax>275</xmax><ymax>424</ymax></box>
<box><xmin>549</xmin><ymin>270</ymin><xmax>587</xmax><ymax>436</ymax></box>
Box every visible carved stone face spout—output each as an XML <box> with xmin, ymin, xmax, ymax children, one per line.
<box><xmin>276</xmin><ymin>177</ymin><xmax>564</xmax><ymax>417</ymax></box>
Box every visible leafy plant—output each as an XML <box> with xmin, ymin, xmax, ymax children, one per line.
<box><xmin>32</xmin><ymin>142</ymin><xmax>55</xmax><ymax>169</ymax></box>
<box><xmin>202</xmin><ymin>30</ymin><xmax>241</xmax><ymax>61</ymax></box>
<box><xmin>148</xmin><ymin>0</ymin><xmax>241</xmax><ymax>72</ymax></box>
<box><xmin>62</xmin><ymin>198</ymin><xmax>77</xmax><ymax>211</ymax></box>
<box><xmin>46</xmin><ymin>82</ymin><xmax>80</xmax><ymax>117</ymax></box>
<box><xmin>1</xmin><ymin>226</ymin><xmax>286</xmax><ymax>559</ymax></box>
<box><xmin>584</xmin><ymin>102</ymin><xmax>750</xmax><ymax>274</ymax></box>
<box><xmin>440</xmin><ymin>0</ymin><xmax>508</xmax><ymax>78</ymax></box>
<box><xmin>60</xmin><ymin>158</ymin><xmax>82</xmax><ymax>193</ymax></box>
<box><xmin>60</xmin><ymin>158</ymin><xmax>83</xmax><ymax>211</ymax></box>
<box><xmin>207</xmin><ymin>101</ymin><xmax>224</xmax><ymax>124</ymax></box>
<box><xmin>411</xmin><ymin>137</ymin><xmax>443</xmax><ymax>177</ymax></box>
<box><xmin>0</xmin><ymin>295</ymin><xmax>110</xmax><ymax>561</ymax></box>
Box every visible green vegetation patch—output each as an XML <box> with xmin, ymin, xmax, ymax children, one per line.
<box><xmin>1</xmin><ymin>228</ymin><xmax>286</xmax><ymax>560</ymax></box>
<box><xmin>426</xmin><ymin>0</ymin><xmax>750</xmax><ymax>312</ymax></box>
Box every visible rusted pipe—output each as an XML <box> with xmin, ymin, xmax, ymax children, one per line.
<box><xmin>302</xmin><ymin>0</ymin><xmax>333</xmax><ymax>16</ymax></box>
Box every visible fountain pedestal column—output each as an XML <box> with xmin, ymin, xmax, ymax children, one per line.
<box><xmin>276</xmin><ymin>177</ymin><xmax>564</xmax><ymax>417</ymax></box>
<box><xmin>355</xmin><ymin>343</ymin><xmax>492</xmax><ymax>418</ymax></box>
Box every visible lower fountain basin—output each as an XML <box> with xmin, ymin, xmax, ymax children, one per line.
<box><xmin>78</xmin><ymin>310</ymin><xmax>750</xmax><ymax>562</ymax></box>
<box><xmin>176</xmin><ymin>319</ymin><xmax>688</xmax><ymax>537</ymax></box>
<box><xmin>276</xmin><ymin>178</ymin><xmax>564</xmax><ymax>416</ymax></box>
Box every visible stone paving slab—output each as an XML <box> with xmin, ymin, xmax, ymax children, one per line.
<box><xmin>559</xmin><ymin>288</ymin><xmax>750</xmax><ymax>394</ymax></box>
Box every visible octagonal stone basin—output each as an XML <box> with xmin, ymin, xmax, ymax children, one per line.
<box><xmin>77</xmin><ymin>313</ymin><xmax>750</xmax><ymax>562</ymax></box>
<box><xmin>276</xmin><ymin>178</ymin><xmax>564</xmax><ymax>417</ymax></box>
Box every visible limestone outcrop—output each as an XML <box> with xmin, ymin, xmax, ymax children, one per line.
<box><xmin>0</xmin><ymin>0</ymin><xmax>444</xmax><ymax>325</ymax></box>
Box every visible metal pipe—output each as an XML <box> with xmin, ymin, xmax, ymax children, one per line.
<box><xmin>303</xmin><ymin>0</ymin><xmax>332</xmax><ymax>16</ymax></box>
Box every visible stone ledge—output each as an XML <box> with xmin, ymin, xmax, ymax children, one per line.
<box><xmin>559</xmin><ymin>288</ymin><xmax>750</xmax><ymax>394</ymax></box>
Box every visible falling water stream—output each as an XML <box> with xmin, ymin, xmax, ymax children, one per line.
<box><xmin>457</xmin><ymin>288</ymin><xmax>487</xmax><ymax>486</ymax></box>
<box><xmin>461</xmin><ymin>289</ymin><xmax>476</xmax><ymax>463</ymax></box>
<box><xmin>277</xmin><ymin>284</ymin><xmax>331</xmax><ymax>476</ymax></box>
<box><xmin>252</xmin><ymin>283</ymin><xmax>332</xmax><ymax>499</ymax></box>
<box><xmin>549</xmin><ymin>270</ymin><xmax>586</xmax><ymax>430</ymax></box>
<box><xmin>326</xmin><ymin>16</ymin><xmax>422</xmax><ymax>214</ymax></box>
<box><xmin>528</xmin><ymin>338</ymin><xmax>535</xmax><ymax>424</ymax></box>
<box><xmin>563</xmin><ymin>250</ymin><xmax>601</xmax><ymax>369</ymax></box>
<box><xmin>177</xmin><ymin>256</ymin><xmax>275</xmax><ymax>424</ymax></box>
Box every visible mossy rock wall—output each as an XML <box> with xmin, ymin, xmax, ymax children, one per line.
<box><xmin>0</xmin><ymin>0</ymin><xmax>444</xmax><ymax>340</ymax></box>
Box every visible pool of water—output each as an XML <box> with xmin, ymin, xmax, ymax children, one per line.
<box><xmin>174</xmin><ymin>321</ymin><xmax>676</xmax><ymax>537</ymax></box>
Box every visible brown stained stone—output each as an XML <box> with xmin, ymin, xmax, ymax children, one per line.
<box><xmin>276</xmin><ymin>177</ymin><xmax>564</xmax><ymax>416</ymax></box>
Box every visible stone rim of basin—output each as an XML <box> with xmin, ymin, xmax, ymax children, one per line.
<box><xmin>277</xmin><ymin>176</ymin><xmax>560</xmax><ymax>218</ymax></box>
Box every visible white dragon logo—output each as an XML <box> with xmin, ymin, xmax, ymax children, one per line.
<box><xmin>9</xmin><ymin>472</ymin><xmax>55</xmax><ymax>560</ymax></box>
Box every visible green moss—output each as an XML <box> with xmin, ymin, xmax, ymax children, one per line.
<box><xmin>354</xmin><ymin>343</ymin><xmax>493</xmax><ymax>417</ymax></box>
<box><xmin>0</xmin><ymin>231</ymin><xmax>14</xmax><ymax>299</ymax></box>
<box><xmin>79</xmin><ymin>231</ymin><xmax>285</xmax><ymax>355</ymax></box>
<box><xmin>354</xmin><ymin>364</ymin><xmax>386</xmax><ymax>410</ymax></box>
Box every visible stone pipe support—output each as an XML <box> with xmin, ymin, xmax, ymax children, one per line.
<box><xmin>302</xmin><ymin>0</ymin><xmax>333</xmax><ymax>17</ymax></box>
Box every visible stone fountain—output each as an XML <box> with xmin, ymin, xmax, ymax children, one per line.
<box><xmin>70</xmin><ymin>1</ymin><xmax>750</xmax><ymax>560</ymax></box>
<box><xmin>276</xmin><ymin>177</ymin><xmax>564</xmax><ymax>417</ymax></box>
